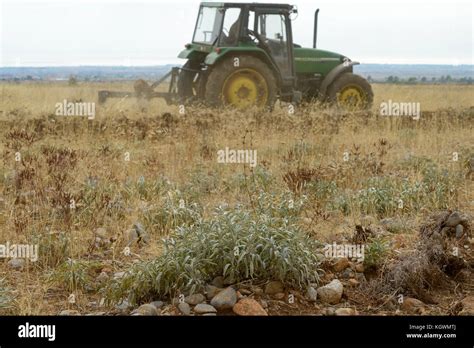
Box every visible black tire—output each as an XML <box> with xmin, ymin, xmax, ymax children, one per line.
<box><xmin>177</xmin><ymin>60</ymin><xmax>201</xmax><ymax>102</ymax></box>
<box><xmin>326</xmin><ymin>73</ymin><xmax>373</xmax><ymax>110</ymax></box>
<box><xmin>204</xmin><ymin>55</ymin><xmax>277</xmax><ymax>109</ymax></box>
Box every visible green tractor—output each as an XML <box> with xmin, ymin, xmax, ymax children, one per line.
<box><xmin>99</xmin><ymin>2</ymin><xmax>373</xmax><ymax>110</ymax></box>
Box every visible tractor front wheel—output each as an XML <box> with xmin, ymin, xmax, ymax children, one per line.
<box><xmin>327</xmin><ymin>73</ymin><xmax>373</xmax><ymax>111</ymax></box>
<box><xmin>205</xmin><ymin>56</ymin><xmax>277</xmax><ymax>109</ymax></box>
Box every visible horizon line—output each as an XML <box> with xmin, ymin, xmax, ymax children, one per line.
<box><xmin>1</xmin><ymin>63</ymin><xmax>473</xmax><ymax>68</ymax></box>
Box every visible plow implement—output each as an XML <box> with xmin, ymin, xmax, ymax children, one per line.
<box><xmin>98</xmin><ymin>67</ymin><xmax>185</xmax><ymax>105</ymax></box>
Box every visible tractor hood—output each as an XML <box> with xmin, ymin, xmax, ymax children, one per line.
<box><xmin>294</xmin><ymin>47</ymin><xmax>347</xmax><ymax>75</ymax></box>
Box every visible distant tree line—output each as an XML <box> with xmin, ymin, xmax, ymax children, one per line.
<box><xmin>367</xmin><ymin>75</ymin><xmax>474</xmax><ymax>85</ymax></box>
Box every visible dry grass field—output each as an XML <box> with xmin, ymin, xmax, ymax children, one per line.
<box><xmin>0</xmin><ymin>81</ymin><xmax>473</xmax><ymax>316</ymax></box>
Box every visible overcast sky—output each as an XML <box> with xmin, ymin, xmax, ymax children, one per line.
<box><xmin>0</xmin><ymin>0</ymin><xmax>472</xmax><ymax>66</ymax></box>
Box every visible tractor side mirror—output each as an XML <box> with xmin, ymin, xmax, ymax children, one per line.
<box><xmin>290</xmin><ymin>5</ymin><xmax>298</xmax><ymax>20</ymax></box>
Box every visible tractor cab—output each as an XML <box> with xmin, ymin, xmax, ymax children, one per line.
<box><xmin>186</xmin><ymin>2</ymin><xmax>297</xmax><ymax>97</ymax></box>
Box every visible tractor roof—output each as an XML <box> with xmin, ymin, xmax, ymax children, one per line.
<box><xmin>200</xmin><ymin>2</ymin><xmax>294</xmax><ymax>11</ymax></box>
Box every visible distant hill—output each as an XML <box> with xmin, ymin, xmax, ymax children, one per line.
<box><xmin>0</xmin><ymin>65</ymin><xmax>175</xmax><ymax>81</ymax></box>
<box><xmin>0</xmin><ymin>64</ymin><xmax>473</xmax><ymax>83</ymax></box>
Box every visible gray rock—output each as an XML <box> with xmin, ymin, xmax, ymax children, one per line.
<box><xmin>210</xmin><ymin>287</ymin><xmax>237</xmax><ymax>310</ymax></box>
<box><xmin>178</xmin><ymin>302</ymin><xmax>191</xmax><ymax>316</ymax></box>
<box><xmin>133</xmin><ymin>222</ymin><xmax>150</xmax><ymax>243</ymax></box>
<box><xmin>202</xmin><ymin>313</ymin><xmax>217</xmax><ymax>316</ymax></box>
<box><xmin>306</xmin><ymin>286</ymin><xmax>318</xmax><ymax>302</ymax></box>
<box><xmin>445</xmin><ymin>212</ymin><xmax>463</xmax><ymax>227</ymax></box>
<box><xmin>133</xmin><ymin>304</ymin><xmax>159</xmax><ymax>316</ymax></box>
<box><xmin>194</xmin><ymin>303</ymin><xmax>217</xmax><ymax>314</ymax></box>
<box><xmin>115</xmin><ymin>299</ymin><xmax>130</xmax><ymax>311</ymax></box>
<box><xmin>317</xmin><ymin>279</ymin><xmax>343</xmax><ymax>304</ymax></box>
<box><xmin>264</xmin><ymin>281</ymin><xmax>284</xmax><ymax>295</ymax></box>
<box><xmin>456</xmin><ymin>224</ymin><xmax>464</xmax><ymax>239</ymax></box>
<box><xmin>205</xmin><ymin>285</ymin><xmax>222</xmax><ymax>300</ymax></box>
<box><xmin>8</xmin><ymin>258</ymin><xmax>25</xmax><ymax>270</ymax></box>
<box><xmin>211</xmin><ymin>276</ymin><xmax>224</xmax><ymax>288</ymax></box>
<box><xmin>185</xmin><ymin>293</ymin><xmax>205</xmax><ymax>305</ymax></box>
<box><xmin>151</xmin><ymin>301</ymin><xmax>164</xmax><ymax>310</ymax></box>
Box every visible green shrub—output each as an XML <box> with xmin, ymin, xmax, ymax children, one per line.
<box><xmin>141</xmin><ymin>189</ymin><xmax>202</xmax><ymax>235</ymax></box>
<box><xmin>48</xmin><ymin>259</ymin><xmax>102</xmax><ymax>292</ymax></box>
<box><xmin>182</xmin><ymin>169</ymin><xmax>221</xmax><ymax>199</ymax></box>
<box><xmin>356</xmin><ymin>178</ymin><xmax>397</xmax><ymax>216</ymax></box>
<box><xmin>231</xmin><ymin>166</ymin><xmax>275</xmax><ymax>193</ymax></box>
<box><xmin>421</xmin><ymin>166</ymin><xmax>461</xmax><ymax>208</ymax></box>
<box><xmin>307</xmin><ymin>180</ymin><xmax>338</xmax><ymax>202</ymax></box>
<box><xmin>32</xmin><ymin>230</ymin><xmax>71</xmax><ymax>268</ymax></box>
<box><xmin>364</xmin><ymin>237</ymin><xmax>389</xmax><ymax>271</ymax></box>
<box><xmin>330</xmin><ymin>167</ymin><xmax>462</xmax><ymax>217</ymax></box>
<box><xmin>105</xmin><ymin>193</ymin><xmax>320</xmax><ymax>305</ymax></box>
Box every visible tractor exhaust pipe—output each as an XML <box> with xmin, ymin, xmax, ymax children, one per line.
<box><xmin>313</xmin><ymin>9</ymin><xmax>319</xmax><ymax>49</ymax></box>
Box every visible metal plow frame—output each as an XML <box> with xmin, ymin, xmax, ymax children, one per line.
<box><xmin>98</xmin><ymin>66</ymin><xmax>193</xmax><ymax>105</ymax></box>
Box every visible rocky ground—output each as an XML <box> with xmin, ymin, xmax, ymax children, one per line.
<box><xmin>1</xmin><ymin>84</ymin><xmax>472</xmax><ymax>316</ymax></box>
<box><xmin>31</xmin><ymin>210</ymin><xmax>470</xmax><ymax>317</ymax></box>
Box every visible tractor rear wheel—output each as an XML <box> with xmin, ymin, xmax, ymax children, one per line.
<box><xmin>205</xmin><ymin>56</ymin><xmax>277</xmax><ymax>109</ymax></box>
<box><xmin>327</xmin><ymin>73</ymin><xmax>373</xmax><ymax>111</ymax></box>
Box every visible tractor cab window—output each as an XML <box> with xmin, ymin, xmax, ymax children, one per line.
<box><xmin>219</xmin><ymin>8</ymin><xmax>242</xmax><ymax>46</ymax></box>
<box><xmin>193</xmin><ymin>6</ymin><xmax>224</xmax><ymax>45</ymax></box>
<box><xmin>257</xmin><ymin>13</ymin><xmax>291</xmax><ymax>77</ymax></box>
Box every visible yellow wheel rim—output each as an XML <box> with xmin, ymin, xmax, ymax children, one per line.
<box><xmin>222</xmin><ymin>69</ymin><xmax>268</xmax><ymax>108</ymax></box>
<box><xmin>337</xmin><ymin>85</ymin><xmax>366</xmax><ymax>111</ymax></box>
